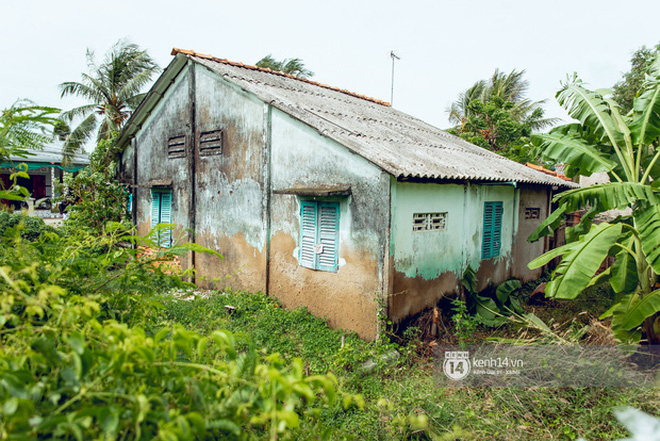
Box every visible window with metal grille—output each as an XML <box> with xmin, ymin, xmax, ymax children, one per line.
<box><xmin>199</xmin><ymin>130</ymin><xmax>223</xmax><ymax>156</ymax></box>
<box><xmin>299</xmin><ymin>200</ymin><xmax>339</xmax><ymax>272</ymax></box>
<box><xmin>167</xmin><ymin>135</ymin><xmax>186</xmax><ymax>158</ymax></box>
<box><xmin>482</xmin><ymin>201</ymin><xmax>503</xmax><ymax>259</ymax></box>
<box><xmin>525</xmin><ymin>207</ymin><xmax>540</xmax><ymax>220</ymax></box>
<box><xmin>413</xmin><ymin>212</ymin><xmax>447</xmax><ymax>232</ymax></box>
<box><xmin>151</xmin><ymin>189</ymin><xmax>173</xmax><ymax>248</ymax></box>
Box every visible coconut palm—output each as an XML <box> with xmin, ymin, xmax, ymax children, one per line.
<box><xmin>60</xmin><ymin>40</ymin><xmax>159</xmax><ymax>154</ymax></box>
<box><xmin>448</xmin><ymin>69</ymin><xmax>556</xmax><ymax>131</ymax></box>
<box><xmin>528</xmin><ymin>58</ymin><xmax>660</xmax><ymax>344</ymax></box>
<box><xmin>255</xmin><ymin>54</ymin><xmax>314</xmax><ymax>79</ymax></box>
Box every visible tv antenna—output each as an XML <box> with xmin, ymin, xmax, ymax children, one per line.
<box><xmin>390</xmin><ymin>50</ymin><xmax>401</xmax><ymax>106</ymax></box>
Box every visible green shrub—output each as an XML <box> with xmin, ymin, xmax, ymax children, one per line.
<box><xmin>0</xmin><ymin>211</ymin><xmax>54</xmax><ymax>241</ymax></box>
<box><xmin>0</xmin><ymin>223</ymin><xmax>351</xmax><ymax>440</ymax></box>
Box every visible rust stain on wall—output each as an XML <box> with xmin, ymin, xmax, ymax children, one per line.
<box><xmin>194</xmin><ymin>231</ymin><xmax>266</xmax><ymax>293</ymax></box>
<box><xmin>269</xmin><ymin>231</ymin><xmax>379</xmax><ymax>340</ymax></box>
<box><xmin>390</xmin><ymin>266</ymin><xmax>459</xmax><ymax>322</ymax></box>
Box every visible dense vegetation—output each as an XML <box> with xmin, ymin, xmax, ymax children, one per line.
<box><xmin>530</xmin><ymin>54</ymin><xmax>660</xmax><ymax>344</ymax></box>
<box><xmin>0</xmin><ymin>223</ymin><xmax>352</xmax><ymax>440</ymax></box>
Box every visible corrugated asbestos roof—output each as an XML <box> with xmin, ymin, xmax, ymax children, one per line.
<box><xmin>126</xmin><ymin>49</ymin><xmax>576</xmax><ymax>188</ymax></box>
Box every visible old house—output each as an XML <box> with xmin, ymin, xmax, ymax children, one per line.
<box><xmin>118</xmin><ymin>49</ymin><xmax>575</xmax><ymax>339</ymax></box>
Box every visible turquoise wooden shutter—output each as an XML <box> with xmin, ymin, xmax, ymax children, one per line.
<box><xmin>150</xmin><ymin>190</ymin><xmax>173</xmax><ymax>248</ymax></box>
<box><xmin>482</xmin><ymin>201</ymin><xmax>503</xmax><ymax>259</ymax></box>
<box><xmin>299</xmin><ymin>200</ymin><xmax>317</xmax><ymax>269</ymax></box>
<box><xmin>492</xmin><ymin>202</ymin><xmax>503</xmax><ymax>257</ymax></box>
<box><xmin>316</xmin><ymin>202</ymin><xmax>339</xmax><ymax>272</ymax></box>
<box><xmin>151</xmin><ymin>191</ymin><xmax>160</xmax><ymax>229</ymax></box>
<box><xmin>160</xmin><ymin>191</ymin><xmax>172</xmax><ymax>248</ymax></box>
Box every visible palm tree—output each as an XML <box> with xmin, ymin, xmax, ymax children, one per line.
<box><xmin>255</xmin><ymin>54</ymin><xmax>314</xmax><ymax>79</ymax></box>
<box><xmin>448</xmin><ymin>69</ymin><xmax>556</xmax><ymax>131</ymax></box>
<box><xmin>60</xmin><ymin>40</ymin><xmax>159</xmax><ymax>154</ymax></box>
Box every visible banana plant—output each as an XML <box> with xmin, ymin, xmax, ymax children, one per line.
<box><xmin>528</xmin><ymin>56</ymin><xmax>660</xmax><ymax>344</ymax></box>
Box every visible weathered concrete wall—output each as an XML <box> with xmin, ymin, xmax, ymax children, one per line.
<box><xmin>510</xmin><ymin>184</ymin><xmax>548</xmax><ymax>282</ymax></box>
<box><xmin>128</xmin><ymin>64</ymin><xmax>194</xmax><ymax>247</ymax></box>
<box><xmin>269</xmin><ymin>108</ymin><xmax>390</xmax><ymax>340</ymax></box>
<box><xmin>390</xmin><ymin>181</ymin><xmax>525</xmax><ymax>322</ymax></box>
<box><xmin>192</xmin><ymin>64</ymin><xmax>267</xmax><ymax>292</ymax></box>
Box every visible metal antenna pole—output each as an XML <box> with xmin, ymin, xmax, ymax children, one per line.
<box><xmin>390</xmin><ymin>50</ymin><xmax>400</xmax><ymax>105</ymax></box>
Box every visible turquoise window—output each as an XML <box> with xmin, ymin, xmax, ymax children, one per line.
<box><xmin>151</xmin><ymin>189</ymin><xmax>173</xmax><ymax>248</ymax></box>
<box><xmin>482</xmin><ymin>201</ymin><xmax>503</xmax><ymax>259</ymax></box>
<box><xmin>299</xmin><ymin>200</ymin><xmax>340</xmax><ymax>272</ymax></box>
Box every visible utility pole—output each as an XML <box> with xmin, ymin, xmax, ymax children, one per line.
<box><xmin>390</xmin><ymin>50</ymin><xmax>400</xmax><ymax>106</ymax></box>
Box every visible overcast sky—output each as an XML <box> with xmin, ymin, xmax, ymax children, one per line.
<box><xmin>3</xmin><ymin>0</ymin><xmax>660</xmax><ymax>146</ymax></box>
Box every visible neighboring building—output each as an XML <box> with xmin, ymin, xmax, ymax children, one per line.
<box><xmin>1</xmin><ymin>143</ymin><xmax>89</xmax><ymax>207</ymax></box>
<box><xmin>118</xmin><ymin>49</ymin><xmax>576</xmax><ymax>339</ymax></box>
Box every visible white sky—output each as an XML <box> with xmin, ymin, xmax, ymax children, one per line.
<box><xmin>3</xmin><ymin>0</ymin><xmax>660</xmax><ymax>146</ymax></box>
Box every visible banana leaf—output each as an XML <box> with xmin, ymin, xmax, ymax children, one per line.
<box><xmin>620</xmin><ymin>289</ymin><xmax>660</xmax><ymax>331</ymax></box>
<box><xmin>633</xmin><ymin>202</ymin><xmax>660</xmax><ymax>273</ymax></box>
<box><xmin>545</xmin><ymin>223</ymin><xmax>623</xmax><ymax>299</ymax></box>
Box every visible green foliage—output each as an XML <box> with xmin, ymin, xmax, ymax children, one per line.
<box><xmin>451</xmin><ymin>298</ymin><xmax>482</xmax><ymax>345</ymax></box>
<box><xmin>0</xmin><ymin>211</ymin><xmax>54</xmax><ymax>241</ymax></box>
<box><xmin>56</xmin><ymin>135</ymin><xmax>130</xmax><ymax>235</ymax></box>
<box><xmin>60</xmin><ymin>39</ymin><xmax>160</xmax><ymax>156</ymax></box>
<box><xmin>455</xmin><ymin>266</ymin><xmax>524</xmax><ymax>328</ymax></box>
<box><xmin>0</xmin><ymin>100</ymin><xmax>60</xmax><ymax>164</ymax></box>
<box><xmin>0</xmin><ymin>100</ymin><xmax>61</xmax><ymax>205</ymax></box>
<box><xmin>613</xmin><ymin>43</ymin><xmax>660</xmax><ymax>114</ymax></box>
<box><xmin>162</xmin><ymin>290</ymin><xmax>392</xmax><ymax>375</ymax></box>
<box><xmin>255</xmin><ymin>55</ymin><xmax>314</xmax><ymax>79</ymax></box>
<box><xmin>530</xmin><ymin>55</ymin><xmax>660</xmax><ymax>344</ymax></box>
<box><xmin>447</xmin><ymin>69</ymin><xmax>557</xmax><ymax>164</ymax></box>
<box><xmin>447</xmin><ymin>97</ymin><xmax>540</xmax><ymax>163</ymax></box>
<box><xmin>57</xmin><ymin>167</ymin><xmax>131</xmax><ymax>234</ymax></box>
<box><xmin>0</xmin><ymin>221</ymin><xmax>345</xmax><ymax>439</ymax></box>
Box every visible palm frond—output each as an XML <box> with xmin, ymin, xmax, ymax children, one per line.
<box><xmin>117</xmin><ymin>70</ymin><xmax>158</xmax><ymax>104</ymax></box>
<box><xmin>59</xmin><ymin>81</ymin><xmax>104</xmax><ymax>103</ymax></box>
<box><xmin>60</xmin><ymin>104</ymin><xmax>97</xmax><ymax>123</ymax></box>
<box><xmin>62</xmin><ymin>113</ymin><xmax>97</xmax><ymax>159</ymax></box>
<box><xmin>60</xmin><ymin>39</ymin><xmax>160</xmax><ymax>145</ymax></box>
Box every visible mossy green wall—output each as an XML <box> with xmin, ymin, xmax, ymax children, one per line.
<box><xmin>391</xmin><ymin>181</ymin><xmax>515</xmax><ymax>280</ymax></box>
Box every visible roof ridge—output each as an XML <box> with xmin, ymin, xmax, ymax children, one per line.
<box><xmin>171</xmin><ymin>48</ymin><xmax>391</xmax><ymax>107</ymax></box>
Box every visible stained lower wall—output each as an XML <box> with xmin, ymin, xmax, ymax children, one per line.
<box><xmin>268</xmin><ymin>109</ymin><xmax>390</xmax><ymax>340</ymax></box>
<box><xmin>192</xmin><ymin>64</ymin><xmax>267</xmax><ymax>292</ymax></box>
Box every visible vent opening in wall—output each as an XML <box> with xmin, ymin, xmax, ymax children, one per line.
<box><xmin>525</xmin><ymin>207</ymin><xmax>540</xmax><ymax>220</ymax></box>
<box><xmin>199</xmin><ymin>130</ymin><xmax>223</xmax><ymax>156</ymax></box>
<box><xmin>413</xmin><ymin>212</ymin><xmax>447</xmax><ymax>232</ymax></box>
<box><xmin>167</xmin><ymin>135</ymin><xmax>186</xmax><ymax>158</ymax></box>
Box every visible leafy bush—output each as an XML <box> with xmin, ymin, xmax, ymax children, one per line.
<box><xmin>56</xmin><ymin>136</ymin><xmax>131</xmax><ymax>235</ymax></box>
<box><xmin>0</xmin><ymin>211</ymin><xmax>54</xmax><ymax>241</ymax></box>
<box><xmin>0</xmin><ymin>223</ymin><xmax>349</xmax><ymax>439</ymax></box>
